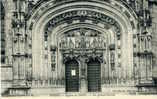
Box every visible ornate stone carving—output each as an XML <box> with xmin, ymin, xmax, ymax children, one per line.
<box><xmin>50</xmin><ymin>45</ymin><xmax>57</xmax><ymax>71</ymax></box>
<box><xmin>59</xmin><ymin>28</ymin><xmax>106</xmax><ymax>49</ymax></box>
<box><xmin>45</xmin><ymin>10</ymin><xmax>121</xmax><ymax>35</ymax></box>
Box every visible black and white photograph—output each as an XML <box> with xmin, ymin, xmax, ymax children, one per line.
<box><xmin>1</xmin><ymin>0</ymin><xmax>157</xmax><ymax>98</ymax></box>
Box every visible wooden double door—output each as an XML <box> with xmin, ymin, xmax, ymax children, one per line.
<box><xmin>87</xmin><ymin>60</ymin><xmax>101</xmax><ymax>92</ymax></box>
<box><xmin>65</xmin><ymin>59</ymin><xmax>101</xmax><ymax>92</ymax></box>
<box><xmin>65</xmin><ymin>60</ymin><xmax>79</xmax><ymax>92</ymax></box>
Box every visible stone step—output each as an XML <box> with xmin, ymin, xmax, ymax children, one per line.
<box><xmin>5</xmin><ymin>86</ymin><xmax>157</xmax><ymax>96</ymax></box>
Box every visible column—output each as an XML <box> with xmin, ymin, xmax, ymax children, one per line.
<box><xmin>80</xmin><ymin>57</ymin><xmax>87</xmax><ymax>94</ymax></box>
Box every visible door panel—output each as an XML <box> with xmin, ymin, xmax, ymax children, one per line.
<box><xmin>65</xmin><ymin>60</ymin><xmax>79</xmax><ymax>92</ymax></box>
<box><xmin>87</xmin><ymin>61</ymin><xmax>101</xmax><ymax>92</ymax></box>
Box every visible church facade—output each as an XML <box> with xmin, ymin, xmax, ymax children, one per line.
<box><xmin>1</xmin><ymin>0</ymin><xmax>157</xmax><ymax>96</ymax></box>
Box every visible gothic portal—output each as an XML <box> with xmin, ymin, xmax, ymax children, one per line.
<box><xmin>30</xmin><ymin>1</ymin><xmax>137</xmax><ymax>94</ymax></box>
<box><xmin>1</xmin><ymin>0</ymin><xmax>157</xmax><ymax>96</ymax></box>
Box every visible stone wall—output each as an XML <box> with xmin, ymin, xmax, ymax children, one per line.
<box><xmin>152</xmin><ymin>5</ymin><xmax>157</xmax><ymax>78</ymax></box>
<box><xmin>1</xmin><ymin>0</ymin><xmax>14</xmax><ymax>95</ymax></box>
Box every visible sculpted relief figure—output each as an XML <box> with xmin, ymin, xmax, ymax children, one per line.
<box><xmin>59</xmin><ymin>29</ymin><xmax>106</xmax><ymax>49</ymax></box>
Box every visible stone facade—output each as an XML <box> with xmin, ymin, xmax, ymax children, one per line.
<box><xmin>1</xmin><ymin>0</ymin><xmax>157</xmax><ymax>96</ymax></box>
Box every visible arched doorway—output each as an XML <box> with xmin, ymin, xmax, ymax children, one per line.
<box><xmin>87</xmin><ymin>59</ymin><xmax>101</xmax><ymax>92</ymax></box>
<box><xmin>28</xmin><ymin>0</ymin><xmax>138</xmax><ymax>94</ymax></box>
<box><xmin>65</xmin><ymin>59</ymin><xmax>79</xmax><ymax>92</ymax></box>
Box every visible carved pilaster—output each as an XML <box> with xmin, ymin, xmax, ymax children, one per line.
<box><xmin>12</xmin><ymin>0</ymin><xmax>28</xmax><ymax>86</ymax></box>
<box><xmin>137</xmin><ymin>27</ymin><xmax>153</xmax><ymax>85</ymax></box>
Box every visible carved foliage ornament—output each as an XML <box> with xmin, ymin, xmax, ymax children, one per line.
<box><xmin>63</xmin><ymin>53</ymin><xmax>103</xmax><ymax>64</ymax></box>
<box><xmin>45</xmin><ymin>10</ymin><xmax>121</xmax><ymax>35</ymax></box>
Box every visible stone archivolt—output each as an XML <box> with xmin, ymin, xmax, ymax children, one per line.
<box><xmin>45</xmin><ymin>10</ymin><xmax>120</xmax><ymax>33</ymax></box>
<box><xmin>28</xmin><ymin>0</ymin><xmax>135</xmax><ymax>84</ymax></box>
